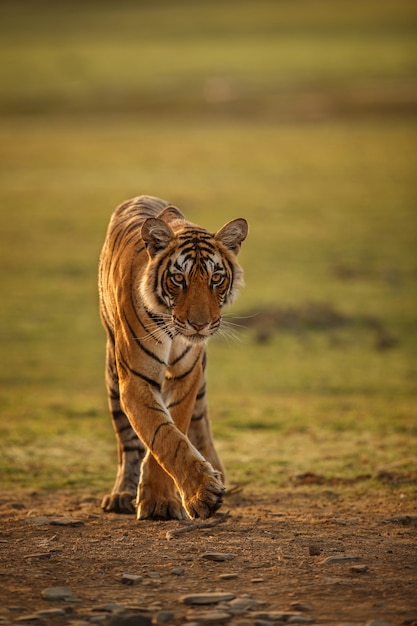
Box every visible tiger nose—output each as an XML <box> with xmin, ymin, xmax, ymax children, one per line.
<box><xmin>188</xmin><ymin>319</ymin><xmax>210</xmax><ymax>331</ymax></box>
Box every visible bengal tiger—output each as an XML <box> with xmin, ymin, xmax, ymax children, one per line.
<box><xmin>99</xmin><ymin>195</ymin><xmax>248</xmax><ymax>520</ymax></box>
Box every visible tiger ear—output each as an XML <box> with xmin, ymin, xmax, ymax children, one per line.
<box><xmin>141</xmin><ymin>218</ymin><xmax>174</xmax><ymax>258</ymax></box>
<box><xmin>215</xmin><ymin>218</ymin><xmax>248</xmax><ymax>255</ymax></box>
<box><xmin>158</xmin><ymin>205</ymin><xmax>186</xmax><ymax>223</ymax></box>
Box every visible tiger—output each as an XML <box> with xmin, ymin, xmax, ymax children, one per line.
<box><xmin>98</xmin><ymin>195</ymin><xmax>248</xmax><ymax>520</ymax></box>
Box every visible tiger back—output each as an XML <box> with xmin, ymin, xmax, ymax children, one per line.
<box><xmin>99</xmin><ymin>195</ymin><xmax>248</xmax><ymax>520</ymax></box>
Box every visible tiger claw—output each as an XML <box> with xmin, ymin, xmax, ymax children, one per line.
<box><xmin>184</xmin><ymin>475</ymin><xmax>225</xmax><ymax>519</ymax></box>
<box><xmin>101</xmin><ymin>491</ymin><xmax>136</xmax><ymax>514</ymax></box>
<box><xmin>137</xmin><ymin>496</ymin><xmax>187</xmax><ymax>520</ymax></box>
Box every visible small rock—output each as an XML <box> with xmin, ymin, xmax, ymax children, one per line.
<box><xmin>202</xmin><ymin>552</ymin><xmax>235</xmax><ymax>562</ymax></box>
<box><xmin>35</xmin><ymin>609</ymin><xmax>66</xmax><ymax>618</ymax></box>
<box><xmin>253</xmin><ymin>612</ymin><xmax>287</xmax><ymax>621</ymax></box>
<box><xmin>351</xmin><ymin>564</ymin><xmax>369</xmax><ymax>574</ymax></box>
<box><xmin>185</xmin><ymin>610</ymin><xmax>230</xmax><ymax>623</ymax></box>
<box><xmin>152</xmin><ymin>612</ymin><xmax>175</xmax><ymax>624</ymax></box>
<box><xmin>15</xmin><ymin>616</ymin><xmax>41</xmax><ymax>623</ymax></box>
<box><xmin>290</xmin><ymin>602</ymin><xmax>313</xmax><ymax>612</ymax></box>
<box><xmin>25</xmin><ymin>516</ymin><xmax>51</xmax><ymax>526</ymax></box>
<box><xmin>121</xmin><ymin>574</ymin><xmax>143</xmax><ymax>585</ymax></box>
<box><xmin>288</xmin><ymin>616</ymin><xmax>314</xmax><ymax>624</ymax></box>
<box><xmin>41</xmin><ymin>586</ymin><xmax>79</xmax><ymax>602</ymax></box>
<box><xmin>383</xmin><ymin>515</ymin><xmax>417</xmax><ymax>525</ymax></box>
<box><xmin>49</xmin><ymin>517</ymin><xmax>84</xmax><ymax>527</ymax></box>
<box><xmin>229</xmin><ymin>597</ymin><xmax>266</xmax><ymax>613</ymax></box>
<box><xmin>170</xmin><ymin>567</ymin><xmax>184</xmax><ymax>576</ymax></box>
<box><xmin>147</xmin><ymin>571</ymin><xmax>161</xmax><ymax>579</ymax></box>
<box><xmin>320</xmin><ymin>554</ymin><xmax>361</xmax><ymax>565</ymax></box>
<box><xmin>24</xmin><ymin>552</ymin><xmax>52</xmax><ymax>560</ymax></box>
<box><xmin>251</xmin><ymin>578</ymin><xmax>264</xmax><ymax>583</ymax></box>
<box><xmin>365</xmin><ymin>621</ymin><xmax>391</xmax><ymax>626</ymax></box>
<box><xmin>108</xmin><ymin>613</ymin><xmax>152</xmax><ymax>626</ymax></box>
<box><xmin>180</xmin><ymin>593</ymin><xmax>236</xmax><ymax>605</ymax></box>
<box><xmin>218</xmin><ymin>573</ymin><xmax>238</xmax><ymax>580</ymax></box>
<box><xmin>308</xmin><ymin>544</ymin><xmax>321</xmax><ymax>556</ymax></box>
<box><xmin>91</xmin><ymin>604</ymin><xmax>123</xmax><ymax>613</ymax></box>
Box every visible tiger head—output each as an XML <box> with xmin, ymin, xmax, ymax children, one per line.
<box><xmin>140</xmin><ymin>206</ymin><xmax>248</xmax><ymax>343</ymax></box>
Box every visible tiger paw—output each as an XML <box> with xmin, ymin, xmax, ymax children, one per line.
<box><xmin>101</xmin><ymin>491</ymin><xmax>136</xmax><ymax>514</ymax></box>
<box><xmin>183</xmin><ymin>470</ymin><xmax>225</xmax><ymax>520</ymax></box>
<box><xmin>137</xmin><ymin>495</ymin><xmax>187</xmax><ymax>520</ymax></box>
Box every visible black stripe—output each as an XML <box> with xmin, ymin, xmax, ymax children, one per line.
<box><xmin>169</xmin><ymin>345</ymin><xmax>192</xmax><ymax>366</ymax></box>
<box><xmin>123</xmin><ymin>313</ymin><xmax>167</xmax><ymax>365</ymax></box>
<box><xmin>118</xmin><ymin>353</ymin><xmax>162</xmax><ymax>390</ymax></box>
<box><xmin>172</xmin><ymin>438</ymin><xmax>186</xmax><ymax>465</ymax></box>
<box><xmin>111</xmin><ymin>410</ymin><xmax>126</xmax><ymax>420</ymax></box>
<box><xmin>144</xmin><ymin>403</ymin><xmax>168</xmax><ymax>414</ymax></box>
<box><xmin>128</xmin><ymin>366</ymin><xmax>161</xmax><ymax>390</ymax></box>
<box><xmin>119</xmin><ymin>423</ymin><xmax>133</xmax><ymax>434</ymax></box>
<box><xmin>123</xmin><ymin>439</ymin><xmax>141</xmax><ymax>452</ymax></box>
<box><xmin>129</xmin><ymin>292</ymin><xmax>164</xmax><ymax>345</ymax></box>
<box><xmin>150</xmin><ymin>421</ymin><xmax>172</xmax><ymax>449</ymax></box>
<box><xmin>166</xmin><ymin>386</ymin><xmax>194</xmax><ymax>410</ymax></box>
<box><xmin>196</xmin><ymin>386</ymin><xmax>206</xmax><ymax>401</ymax></box>
<box><xmin>109</xmin><ymin>387</ymin><xmax>120</xmax><ymax>400</ymax></box>
<box><xmin>168</xmin><ymin>354</ymin><xmax>200</xmax><ymax>381</ymax></box>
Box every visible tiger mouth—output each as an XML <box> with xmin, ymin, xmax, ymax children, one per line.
<box><xmin>173</xmin><ymin>317</ymin><xmax>220</xmax><ymax>342</ymax></box>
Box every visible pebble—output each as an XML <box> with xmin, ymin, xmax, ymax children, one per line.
<box><xmin>202</xmin><ymin>552</ymin><xmax>235</xmax><ymax>562</ymax></box>
<box><xmin>170</xmin><ymin>567</ymin><xmax>184</xmax><ymax>576</ymax></box>
<box><xmin>25</xmin><ymin>516</ymin><xmax>51</xmax><ymax>526</ymax></box>
<box><xmin>253</xmin><ymin>612</ymin><xmax>307</xmax><ymax>622</ymax></box>
<box><xmin>290</xmin><ymin>602</ymin><xmax>313</xmax><ymax>612</ymax></box>
<box><xmin>41</xmin><ymin>586</ymin><xmax>80</xmax><ymax>602</ymax></box>
<box><xmin>185</xmin><ymin>610</ymin><xmax>231</xmax><ymax>623</ymax></box>
<box><xmin>308</xmin><ymin>544</ymin><xmax>322</xmax><ymax>556</ymax></box>
<box><xmin>49</xmin><ymin>517</ymin><xmax>84</xmax><ymax>527</ymax></box>
<box><xmin>9</xmin><ymin>502</ymin><xmax>26</xmax><ymax>510</ymax></box>
<box><xmin>229</xmin><ymin>597</ymin><xmax>266</xmax><ymax>613</ymax></box>
<box><xmin>180</xmin><ymin>592</ymin><xmax>236</xmax><ymax>605</ymax></box>
<box><xmin>218</xmin><ymin>573</ymin><xmax>238</xmax><ymax>580</ymax></box>
<box><xmin>384</xmin><ymin>515</ymin><xmax>417</xmax><ymax>525</ymax></box>
<box><xmin>152</xmin><ymin>611</ymin><xmax>175</xmax><ymax>624</ymax></box>
<box><xmin>108</xmin><ymin>613</ymin><xmax>153</xmax><ymax>626</ymax></box>
<box><xmin>121</xmin><ymin>574</ymin><xmax>143</xmax><ymax>585</ymax></box>
<box><xmin>351</xmin><ymin>564</ymin><xmax>369</xmax><ymax>573</ymax></box>
<box><xmin>35</xmin><ymin>609</ymin><xmax>67</xmax><ymax>618</ymax></box>
<box><xmin>320</xmin><ymin>554</ymin><xmax>361</xmax><ymax>565</ymax></box>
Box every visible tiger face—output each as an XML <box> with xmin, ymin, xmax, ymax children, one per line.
<box><xmin>140</xmin><ymin>208</ymin><xmax>248</xmax><ymax>344</ymax></box>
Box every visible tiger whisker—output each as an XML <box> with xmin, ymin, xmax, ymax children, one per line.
<box><xmin>216</xmin><ymin>320</ymin><xmax>245</xmax><ymax>344</ymax></box>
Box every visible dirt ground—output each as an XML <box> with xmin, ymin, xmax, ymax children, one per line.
<box><xmin>0</xmin><ymin>487</ymin><xmax>416</xmax><ymax>626</ymax></box>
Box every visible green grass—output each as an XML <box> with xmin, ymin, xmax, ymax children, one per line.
<box><xmin>0</xmin><ymin>0</ymin><xmax>416</xmax><ymax>498</ymax></box>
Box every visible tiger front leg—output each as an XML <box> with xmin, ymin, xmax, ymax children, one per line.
<box><xmin>179</xmin><ymin>453</ymin><xmax>225</xmax><ymax>520</ymax></box>
<box><xmin>137</xmin><ymin>451</ymin><xmax>187</xmax><ymax>520</ymax></box>
<box><xmin>137</xmin><ymin>431</ymin><xmax>225</xmax><ymax>520</ymax></box>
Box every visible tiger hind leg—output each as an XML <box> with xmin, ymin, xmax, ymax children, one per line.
<box><xmin>101</xmin><ymin>343</ymin><xmax>146</xmax><ymax>514</ymax></box>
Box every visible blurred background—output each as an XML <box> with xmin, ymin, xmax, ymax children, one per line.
<box><xmin>0</xmin><ymin>0</ymin><xmax>416</xmax><ymax>493</ymax></box>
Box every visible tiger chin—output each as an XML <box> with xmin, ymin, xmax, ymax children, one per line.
<box><xmin>99</xmin><ymin>195</ymin><xmax>248</xmax><ymax>521</ymax></box>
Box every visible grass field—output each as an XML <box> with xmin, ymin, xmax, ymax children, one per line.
<box><xmin>0</xmin><ymin>0</ymin><xmax>416</xmax><ymax>497</ymax></box>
